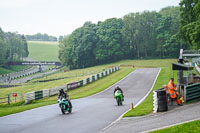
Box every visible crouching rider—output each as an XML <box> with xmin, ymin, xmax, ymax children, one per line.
<box><xmin>58</xmin><ymin>89</ymin><xmax>72</xmax><ymax>108</ymax></box>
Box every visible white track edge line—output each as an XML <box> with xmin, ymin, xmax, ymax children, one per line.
<box><xmin>102</xmin><ymin>68</ymin><xmax>161</xmax><ymax>131</ymax></box>
<box><xmin>140</xmin><ymin>118</ymin><xmax>200</xmax><ymax>133</ymax></box>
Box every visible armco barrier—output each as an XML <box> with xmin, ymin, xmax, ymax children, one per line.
<box><xmin>184</xmin><ymin>82</ymin><xmax>200</xmax><ymax>102</ymax></box>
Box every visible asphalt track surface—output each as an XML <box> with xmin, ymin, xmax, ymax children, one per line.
<box><xmin>0</xmin><ymin>68</ymin><xmax>160</xmax><ymax>133</ymax></box>
<box><xmin>101</xmin><ymin>102</ymin><xmax>200</xmax><ymax>133</ymax></box>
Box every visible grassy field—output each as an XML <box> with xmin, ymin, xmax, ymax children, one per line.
<box><xmin>150</xmin><ymin>120</ymin><xmax>200</xmax><ymax>133</ymax></box>
<box><xmin>28</xmin><ymin>41</ymin><xmax>59</xmax><ymax>61</ymax></box>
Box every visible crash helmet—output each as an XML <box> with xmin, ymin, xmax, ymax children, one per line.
<box><xmin>59</xmin><ymin>89</ymin><xmax>64</xmax><ymax>93</ymax></box>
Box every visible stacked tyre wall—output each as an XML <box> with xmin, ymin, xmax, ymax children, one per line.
<box><xmin>153</xmin><ymin>89</ymin><xmax>168</xmax><ymax>112</ymax></box>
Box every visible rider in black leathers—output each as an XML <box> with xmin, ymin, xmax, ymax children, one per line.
<box><xmin>58</xmin><ymin>89</ymin><xmax>72</xmax><ymax>108</ymax></box>
<box><xmin>114</xmin><ymin>86</ymin><xmax>124</xmax><ymax>101</ymax></box>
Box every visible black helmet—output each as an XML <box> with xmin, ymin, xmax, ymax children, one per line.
<box><xmin>59</xmin><ymin>89</ymin><xmax>64</xmax><ymax>93</ymax></box>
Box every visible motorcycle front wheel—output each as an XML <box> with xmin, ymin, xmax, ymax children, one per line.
<box><xmin>61</xmin><ymin>104</ymin><xmax>66</xmax><ymax>114</ymax></box>
<box><xmin>116</xmin><ymin>97</ymin><xmax>121</xmax><ymax>106</ymax></box>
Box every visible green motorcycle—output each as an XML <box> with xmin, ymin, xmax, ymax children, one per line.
<box><xmin>57</xmin><ymin>98</ymin><xmax>72</xmax><ymax>114</ymax></box>
<box><xmin>114</xmin><ymin>90</ymin><xmax>123</xmax><ymax>106</ymax></box>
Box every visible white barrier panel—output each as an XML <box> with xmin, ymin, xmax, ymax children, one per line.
<box><xmin>98</xmin><ymin>73</ymin><xmax>102</xmax><ymax>78</ymax></box>
<box><xmin>26</xmin><ymin>92</ymin><xmax>35</xmax><ymax>104</ymax></box>
<box><xmin>43</xmin><ymin>89</ymin><xmax>50</xmax><ymax>97</ymax></box>
<box><xmin>107</xmin><ymin>70</ymin><xmax>110</xmax><ymax>75</ymax></box>
<box><xmin>90</xmin><ymin>76</ymin><xmax>93</xmax><ymax>82</ymax></box>
<box><xmin>103</xmin><ymin>71</ymin><xmax>106</xmax><ymax>76</ymax></box>
<box><xmin>153</xmin><ymin>91</ymin><xmax>158</xmax><ymax>113</ymax></box>
<box><xmin>94</xmin><ymin>75</ymin><xmax>97</xmax><ymax>80</ymax></box>
<box><xmin>83</xmin><ymin>79</ymin><xmax>87</xmax><ymax>85</ymax></box>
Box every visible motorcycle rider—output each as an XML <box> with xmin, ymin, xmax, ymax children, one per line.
<box><xmin>114</xmin><ymin>85</ymin><xmax>124</xmax><ymax>101</ymax></box>
<box><xmin>58</xmin><ymin>89</ymin><xmax>72</xmax><ymax>108</ymax></box>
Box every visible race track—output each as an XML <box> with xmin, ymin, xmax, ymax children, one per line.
<box><xmin>0</xmin><ymin>68</ymin><xmax>160</xmax><ymax>133</ymax></box>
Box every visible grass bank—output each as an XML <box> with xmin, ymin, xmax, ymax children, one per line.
<box><xmin>28</xmin><ymin>41</ymin><xmax>59</xmax><ymax>61</ymax></box>
<box><xmin>0</xmin><ymin>67</ymin><xmax>133</xmax><ymax>116</ymax></box>
<box><xmin>150</xmin><ymin>120</ymin><xmax>200</xmax><ymax>133</ymax></box>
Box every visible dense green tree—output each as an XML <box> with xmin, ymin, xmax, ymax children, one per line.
<box><xmin>122</xmin><ymin>12</ymin><xmax>160</xmax><ymax>58</ymax></box>
<box><xmin>121</xmin><ymin>13</ymin><xmax>138</xmax><ymax>58</ymax></box>
<box><xmin>0</xmin><ymin>28</ymin><xmax>29</xmax><ymax>66</ymax></box>
<box><xmin>179</xmin><ymin>0</ymin><xmax>200</xmax><ymax>49</ymax></box>
<box><xmin>21</xmin><ymin>35</ymin><xmax>29</xmax><ymax>57</ymax></box>
<box><xmin>59</xmin><ymin>22</ymin><xmax>98</xmax><ymax>69</ymax></box>
<box><xmin>0</xmin><ymin>28</ymin><xmax>7</xmax><ymax>66</ymax></box>
<box><xmin>95</xmin><ymin>18</ymin><xmax>123</xmax><ymax>63</ymax></box>
<box><xmin>58</xmin><ymin>35</ymin><xmax>64</xmax><ymax>42</ymax></box>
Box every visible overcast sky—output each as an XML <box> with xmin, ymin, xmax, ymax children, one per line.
<box><xmin>0</xmin><ymin>0</ymin><xmax>180</xmax><ymax>37</ymax></box>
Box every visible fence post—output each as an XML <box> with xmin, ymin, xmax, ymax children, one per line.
<box><xmin>8</xmin><ymin>94</ymin><xmax>10</xmax><ymax>104</ymax></box>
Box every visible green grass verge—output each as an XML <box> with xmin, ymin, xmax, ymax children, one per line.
<box><xmin>150</xmin><ymin>120</ymin><xmax>200</xmax><ymax>133</ymax></box>
<box><xmin>28</xmin><ymin>41</ymin><xmax>59</xmax><ymax>61</ymax></box>
<box><xmin>0</xmin><ymin>67</ymin><xmax>133</xmax><ymax>117</ymax></box>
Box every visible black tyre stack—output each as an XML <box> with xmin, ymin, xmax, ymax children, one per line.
<box><xmin>156</xmin><ymin>89</ymin><xmax>168</xmax><ymax>112</ymax></box>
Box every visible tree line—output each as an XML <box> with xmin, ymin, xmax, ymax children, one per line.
<box><xmin>26</xmin><ymin>33</ymin><xmax>57</xmax><ymax>41</ymax></box>
<box><xmin>59</xmin><ymin>6</ymin><xmax>193</xmax><ymax>69</ymax></box>
<box><xmin>0</xmin><ymin>28</ymin><xmax>29</xmax><ymax>67</ymax></box>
